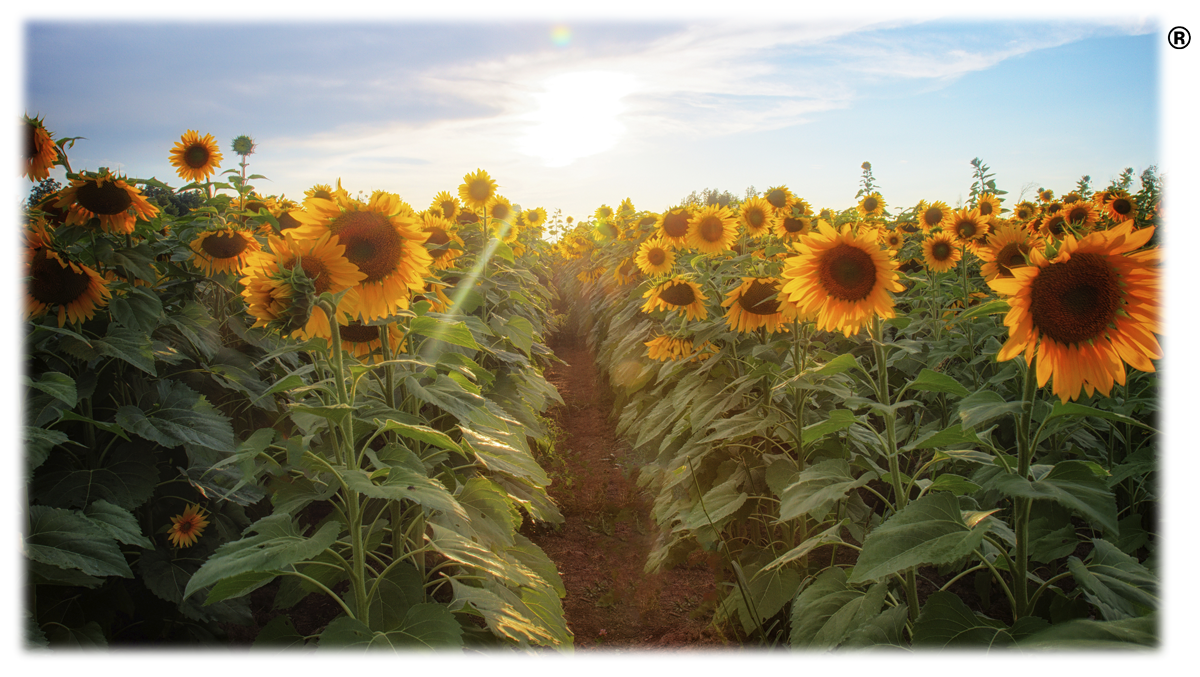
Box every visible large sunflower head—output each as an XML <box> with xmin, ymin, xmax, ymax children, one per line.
<box><xmin>656</xmin><ymin>206</ymin><xmax>693</xmax><ymax>246</ymax></box>
<box><xmin>24</xmin><ymin>114</ymin><xmax>59</xmax><ymax>181</ymax></box>
<box><xmin>921</xmin><ymin>231</ymin><xmax>961</xmax><ymax>274</ymax></box>
<box><xmin>1105</xmin><ymin>192</ymin><xmax>1137</xmax><ymax>223</ymax></box>
<box><xmin>641</xmin><ymin>277</ymin><xmax>708</xmax><ymax>321</ymax></box>
<box><xmin>721</xmin><ymin>277</ymin><xmax>800</xmax><ymax>334</ymax></box>
<box><xmin>987</xmin><ymin>221</ymin><xmax>1160</xmax><ymax>403</ymax></box>
<box><xmin>54</xmin><ymin>169</ymin><xmax>160</xmax><ymax>235</ymax></box>
<box><xmin>458</xmin><ymin>169</ymin><xmax>497</xmax><ymax>211</ymax></box>
<box><xmin>948</xmin><ymin>207</ymin><xmax>991</xmax><ymax>246</ymax></box>
<box><xmin>918</xmin><ymin>201</ymin><xmax>952</xmax><ymax>233</ymax></box>
<box><xmin>189</xmin><ymin>227</ymin><xmax>262</xmax><ymax>276</ymax></box>
<box><xmin>763</xmin><ymin>185</ymin><xmax>796</xmax><ymax>214</ymax></box>
<box><xmin>635</xmin><ymin>237</ymin><xmax>676</xmax><ymax>277</ymax></box>
<box><xmin>686</xmin><ymin>204</ymin><xmax>739</xmax><ymax>254</ymax></box>
<box><xmin>25</xmin><ymin>244</ymin><xmax>111</xmax><ymax>327</ymax></box>
<box><xmin>169</xmin><ymin>130</ymin><xmax>223</xmax><ymax>183</ymax></box>
<box><xmin>857</xmin><ymin>193</ymin><xmax>887</xmax><ymax>219</ymax></box>
<box><xmin>977</xmin><ymin>222</ymin><xmax>1041</xmax><ymax>281</ymax></box>
<box><xmin>779</xmin><ymin>222</ymin><xmax>905</xmax><ymax>337</ymax></box>
<box><xmin>976</xmin><ymin>193</ymin><xmax>1002</xmax><ymax>219</ymax></box>
<box><xmin>736</xmin><ymin>197</ymin><xmax>778</xmax><ymax>237</ymax></box>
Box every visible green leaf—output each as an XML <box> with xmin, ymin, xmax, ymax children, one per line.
<box><xmin>905</xmin><ymin>369</ymin><xmax>971</xmax><ymax>398</ymax></box>
<box><xmin>500</xmin><ymin>315</ymin><xmax>534</xmax><ymax>357</ymax></box>
<box><xmin>449</xmin><ymin>579</ymin><xmax>555</xmax><ymax>646</ymax></box>
<box><xmin>927</xmin><ymin>474</ymin><xmax>981</xmax><ymax>496</ymax></box>
<box><xmin>1043</xmin><ymin>402</ymin><xmax>1159</xmax><ymax>434</ymax></box>
<box><xmin>957</xmin><ymin>390</ymin><xmax>1025</xmax><ymax>430</ymax></box>
<box><xmin>801</xmin><ymin>409</ymin><xmax>858</xmax><ymax>445</ymax></box>
<box><xmin>314</xmin><ymin>604</ymin><xmax>463</xmax><ymax>657</ymax></box>
<box><xmin>45</xmin><ymin>621</ymin><xmax>108</xmax><ymax>648</ymax></box>
<box><xmin>1068</xmin><ymin>539</ymin><xmax>1158</xmax><ymax>620</ymax></box>
<box><xmin>253</xmin><ymin>614</ymin><xmax>307</xmax><ymax>648</ymax></box>
<box><xmin>777</xmin><ymin>459</ymin><xmax>875</xmax><ymax>522</ymax></box>
<box><xmin>25</xmin><ymin>426</ymin><xmax>71</xmax><ymax>475</ymax></box>
<box><xmin>93</xmin><ymin>324</ymin><xmax>157</xmax><ymax>376</ymax></box>
<box><xmin>108</xmin><ymin>285</ymin><xmax>163</xmax><ymax>332</ymax></box>
<box><xmin>848</xmin><ymin>492</ymin><xmax>992</xmax><ymax>584</ymax></box>
<box><xmin>25</xmin><ymin>505</ymin><xmax>133</xmax><ymax>578</ymax></box>
<box><xmin>372</xmin><ymin>418</ymin><xmax>462</xmax><ymax>454</ymax></box>
<box><xmin>912</xmin><ymin>590</ymin><xmax>1049</xmax><ymax>648</ymax></box>
<box><xmin>366</xmin><ymin>563</ymin><xmax>426</xmax><ymax>632</ymax></box>
<box><xmin>25</xmin><ymin>371</ymin><xmax>77</xmax><ymax>407</ymax></box>
<box><xmin>83</xmin><ymin>500</ymin><xmax>153</xmax><ymax>549</ymax></box>
<box><xmin>288</xmin><ymin>403</ymin><xmax>355</xmax><ymax>430</ymax></box>
<box><xmin>116</xmin><ymin>379</ymin><xmax>235</xmax><ymax>451</ymax></box>
<box><xmin>952</xmin><ymin>298</ymin><xmax>1011</xmax><ymax>324</ymax></box>
<box><xmin>789</xmin><ymin>567</ymin><xmax>891</xmax><ymax>649</ymax></box>
<box><xmin>32</xmin><ymin>442</ymin><xmax>159</xmax><ymax>510</ymax></box>
<box><xmin>762</xmin><ymin>521</ymin><xmax>847</xmax><ymax>571</ymax></box>
<box><xmin>184</xmin><ymin>514</ymin><xmax>342</xmax><ymax>599</ymax></box>
<box><xmin>410</xmin><ymin>315</ymin><xmax>481</xmax><ymax>351</ymax></box>
<box><xmin>12</xmin><ymin>597</ymin><xmax>54</xmax><ymax>662</ymax></box>
<box><xmin>990</xmin><ymin>460</ymin><xmax>1118</xmax><ymax>535</ymax></box>
<box><xmin>724</xmin><ymin>563</ymin><xmax>802</xmax><ymax>635</ymax></box>
<box><xmin>429</xmin><ymin>524</ymin><xmax>535</xmax><ymax>588</ymax></box>
<box><xmin>205</xmin><ymin>571</ymin><xmax>279</xmax><ymax>605</ymax></box>
<box><xmin>1016</xmin><ymin>615</ymin><xmax>1157</xmax><ymax>648</ymax></box>
<box><xmin>340</xmin><ymin>465</ymin><xmax>467</xmax><ymax>520</ymax></box>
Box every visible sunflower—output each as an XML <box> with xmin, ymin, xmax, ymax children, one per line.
<box><xmin>645</xmin><ymin>335</ymin><xmax>715</xmax><ymax>363</ymax></box>
<box><xmin>1037</xmin><ymin>188</ymin><xmax>1054</xmax><ymax>203</ymax></box>
<box><xmin>421</xmin><ymin>213</ymin><xmax>464</xmax><ymax>268</ymax></box>
<box><xmin>459</xmin><ymin>169</ymin><xmax>497</xmax><ymax>211</ymax></box>
<box><xmin>26</xmin><ymin>243</ymin><xmax>111</xmax><ymax>327</ymax></box>
<box><xmin>618</xmin><ymin>198</ymin><xmax>635</xmax><ymax>214</ymax></box>
<box><xmin>24</xmin><ymin>114</ymin><xmax>59</xmax><ymax>181</ymax></box>
<box><xmin>878</xmin><ymin>228</ymin><xmax>904</xmax><ymax>251</ymax></box>
<box><xmin>1105</xmin><ymin>192</ymin><xmax>1137</xmax><ymax>223</ymax></box>
<box><xmin>488</xmin><ymin>195</ymin><xmax>515</xmax><ymax>224</ymax></box>
<box><xmin>240</xmin><ymin>231</ymin><xmax>365</xmax><ymax>338</ymax></box>
<box><xmin>635</xmin><ymin>238</ymin><xmax>676</xmax><ymax>276</ymax></box>
<box><xmin>231</xmin><ymin>134</ymin><xmax>257</xmax><ymax>156</ymax></box>
<box><xmin>305</xmin><ymin>190</ymin><xmax>433</xmax><ymax>321</ymax></box>
<box><xmin>977</xmin><ymin>222</ymin><xmax>1040</xmax><ymax>281</ymax></box>
<box><xmin>595</xmin><ymin>205</ymin><xmax>614</xmax><ymax>221</ymax></box>
<box><xmin>305</xmin><ymin>182</ymin><xmax>351</xmax><ymax>204</ymax></box>
<box><xmin>773</xmin><ymin>214</ymin><xmax>814</xmax><ymax>242</ymax></box>
<box><xmin>947</xmin><ymin>207</ymin><xmax>991</xmax><ymax>248</ymax></box>
<box><xmin>732</xmin><ymin>197</ymin><xmax>778</xmax><ymax>237</ymax></box>
<box><xmin>721</xmin><ymin>277</ymin><xmax>799</xmax><ymax>334</ymax></box>
<box><xmin>857</xmin><ymin>193</ymin><xmax>886</xmax><ymax>219</ymax></box>
<box><xmin>411</xmin><ymin>280</ymin><xmax>454</xmax><ymax>313</ymax></box>
<box><xmin>975</xmin><ymin>193</ymin><xmax>1002</xmax><ymax>219</ymax></box>
<box><xmin>337</xmin><ymin>321</ymin><xmax>407</xmax><ymax>363</ymax></box>
<box><xmin>921</xmin><ymin>232</ymin><xmax>961</xmax><ymax>274</ymax></box>
<box><xmin>55</xmin><ymin>169</ymin><xmax>160</xmax><ymax>235</ymax></box>
<box><xmin>1061</xmin><ymin>201</ymin><xmax>1099</xmax><ymax>231</ymax></box>
<box><xmin>1012</xmin><ymin>201</ymin><xmax>1038</xmax><ymax>221</ymax></box>
<box><xmin>189</xmin><ymin>228</ymin><xmax>261</xmax><ymax>276</ymax></box>
<box><xmin>1040</xmin><ymin>213</ymin><xmax>1069</xmax><ymax>240</ymax></box>
<box><xmin>763</xmin><ymin>185</ymin><xmax>796</xmax><ymax>214</ymax></box>
<box><xmin>656</xmin><ymin>206</ymin><xmax>693</xmax><ymax>246</ymax></box>
<box><xmin>686</xmin><ymin>204</ymin><xmax>739</xmax><ymax>254</ymax></box>
<box><xmin>642</xmin><ymin>277</ymin><xmax>708</xmax><ymax>321</ymax></box>
<box><xmin>780</xmin><ymin>222</ymin><xmax>905</xmax><ymax>337</ymax></box>
<box><xmin>1062</xmin><ymin>191</ymin><xmax>1082</xmax><ymax>205</ymax></box>
<box><xmin>918</xmin><ymin>201</ymin><xmax>952</xmax><ymax>233</ymax></box>
<box><xmin>429</xmin><ymin>191</ymin><xmax>461</xmax><ymax>222</ymax></box>
<box><xmin>31</xmin><ymin>190</ymin><xmax>71</xmax><ymax>229</ymax></box>
<box><xmin>167</xmin><ymin>504</ymin><xmax>210</xmax><ymax>548</ymax></box>
<box><xmin>613</xmin><ymin>257</ymin><xmax>640</xmax><ymax>286</ymax></box>
<box><xmin>168</xmin><ymin>130</ymin><xmax>223</xmax><ymax>183</ymax></box>
<box><xmin>988</xmin><ymin>221</ymin><xmax>1161</xmax><ymax>403</ymax></box>
<box><xmin>524</xmin><ymin>207</ymin><xmax>547</xmax><ymax>228</ymax></box>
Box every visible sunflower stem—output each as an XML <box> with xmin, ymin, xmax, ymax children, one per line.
<box><xmin>790</xmin><ymin>319</ymin><xmax>810</xmax><ymax>471</ymax></box>
<box><xmin>1012</xmin><ymin>355</ymin><xmax>1039</xmax><ymax>619</ymax></box>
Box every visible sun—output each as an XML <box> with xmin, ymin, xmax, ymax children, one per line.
<box><xmin>518</xmin><ymin>71</ymin><xmax>637</xmax><ymax>167</ymax></box>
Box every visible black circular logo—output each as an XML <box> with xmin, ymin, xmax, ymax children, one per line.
<box><xmin>1169</xmin><ymin>26</ymin><xmax>1191</xmax><ymax>49</ymax></box>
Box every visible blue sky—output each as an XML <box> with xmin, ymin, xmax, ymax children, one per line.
<box><xmin>20</xmin><ymin>12</ymin><xmax>1161</xmax><ymax>224</ymax></box>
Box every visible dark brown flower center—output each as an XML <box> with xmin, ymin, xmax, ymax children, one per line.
<box><xmin>25</xmin><ymin>122</ymin><xmax>40</xmax><ymax>160</ymax></box>
<box><xmin>30</xmin><ymin>250</ymin><xmax>91</xmax><ymax>306</ymax></box>
<box><xmin>931</xmin><ymin>241</ymin><xmax>953</xmax><ymax>261</ymax></box>
<box><xmin>923</xmin><ymin>207</ymin><xmax>944</xmax><ymax>226</ymax></box>
<box><xmin>278</xmin><ymin>211</ymin><xmax>302</xmax><ymax>231</ymax></box>
<box><xmin>1016</xmin><ymin>205</ymin><xmax>1033</xmax><ymax>219</ymax></box>
<box><xmin>339</xmin><ymin>322</ymin><xmax>383</xmax><ymax>344</ymax></box>
<box><xmin>766</xmin><ymin>189</ymin><xmax>788</xmax><ymax>209</ymax></box>
<box><xmin>638</xmin><ymin>216</ymin><xmax>658</xmax><ymax>227</ymax></box>
<box><xmin>1065</xmin><ymin>206</ymin><xmax>1090</xmax><ymax>223</ymax></box>
<box><xmin>184</xmin><ymin>144</ymin><xmax>211</xmax><ymax>169</ymax></box>
<box><xmin>783</xmin><ymin>216</ymin><xmax>806</xmax><ymax>233</ymax></box>
<box><xmin>662</xmin><ymin>211</ymin><xmax>689</xmax><ymax>238</ymax></box>
<box><xmin>458</xmin><ymin>211</ymin><xmax>480</xmax><ymax>225</ymax></box>
<box><xmin>647</xmin><ymin>248</ymin><xmax>666</xmax><ymax>266</ymax></box>
<box><xmin>284</xmin><ymin>255</ymin><xmax>333</xmax><ymax>294</ymax></box>
<box><xmin>747</xmin><ymin>208</ymin><xmax>765</xmax><ymax>228</ymax></box>
<box><xmin>697</xmin><ymin>216</ymin><xmax>724</xmax><ymax>242</ymax></box>
<box><xmin>955</xmin><ymin>219</ymin><xmax>979</xmax><ymax>240</ymax></box>
<box><xmin>468</xmin><ymin>179</ymin><xmax>492</xmax><ymax>203</ymax></box>
<box><xmin>425</xmin><ymin>227</ymin><xmax>450</xmax><ymax>247</ymax></box>
<box><xmin>331</xmin><ymin>211</ymin><xmax>401</xmax><ymax>283</ymax></box>
<box><xmin>1112</xmin><ymin>198</ymin><xmax>1133</xmax><ymax>216</ymax></box>
<box><xmin>76</xmin><ymin>180</ymin><xmax>133</xmax><ymax>215</ymax></box>
<box><xmin>978</xmin><ymin>201</ymin><xmax>994</xmax><ymax>216</ymax></box>
<box><xmin>312</xmin><ymin>189</ymin><xmax>333</xmax><ymax>200</ymax></box>
<box><xmin>819</xmin><ymin>244</ymin><xmax>876</xmax><ymax>301</ymax></box>
<box><xmin>1044</xmin><ymin>215</ymin><xmax>1066</xmax><ymax>236</ymax></box>
<box><xmin>1029</xmin><ymin>252</ymin><xmax>1120</xmax><ymax>346</ymax></box>
<box><xmin>201</xmin><ymin>231</ymin><xmax>251</xmax><ymax>259</ymax></box>
<box><xmin>862</xmin><ymin>197</ymin><xmax>878</xmax><ymax>213</ymax></box>
<box><xmin>737</xmin><ymin>279</ymin><xmax>780</xmax><ymax>315</ymax></box>
<box><xmin>658</xmin><ymin>281</ymin><xmax>697</xmax><ymax>306</ymax></box>
<box><xmin>995</xmin><ymin>243</ymin><xmax>1028</xmax><ymax>277</ymax></box>
<box><xmin>491</xmin><ymin>202</ymin><xmax>511</xmax><ymax>221</ymax></box>
<box><xmin>439</xmin><ymin>201</ymin><xmax>457</xmax><ymax>218</ymax></box>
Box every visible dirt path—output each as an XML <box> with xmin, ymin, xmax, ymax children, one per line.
<box><xmin>525</xmin><ymin>332</ymin><xmax>727</xmax><ymax>650</ymax></box>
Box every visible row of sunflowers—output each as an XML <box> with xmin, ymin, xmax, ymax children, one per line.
<box><xmin>547</xmin><ymin>162</ymin><xmax>1161</xmax><ymax>648</ymax></box>
<box><xmin>23</xmin><ymin>115</ymin><xmax>575</xmax><ymax>649</ymax></box>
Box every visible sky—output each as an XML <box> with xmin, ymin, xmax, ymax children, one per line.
<box><xmin>18</xmin><ymin>9</ymin><xmax>1163</xmax><ymax>226</ymax></box>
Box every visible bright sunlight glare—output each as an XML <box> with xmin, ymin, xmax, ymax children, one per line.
<box><xmin>518</xmin><ymin>71</ymin><xmax>637</xmax><ymax>168</ymax></box>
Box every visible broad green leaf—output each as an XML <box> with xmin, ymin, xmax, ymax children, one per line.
<box><xmin>372</xmin><ymin>418</ymin><xmax>462</xmax><ymax>454</ymax></box>
<box><xmin>12</xmin><ymin>600</ymin><xmax>54</xmax><ymax>657</ymax></box>
<box><xmin>253</xmin><ymin>614</ymin><xmax>307</xmax><ymax>648</ymax></box>
<box><xmin>953</xmin><ymin>298</ymin><xmax>1011</xmax><ymax>323</ymax></box>
<box><xmin>428</xmin><ymin>524</ymin><xmax>534</xmax><ymax>588</ymax></box>
<box><xmin>108</xmin><ymin>285</ymin><xmax>163</xmax><ymax>332</ymax></box>
<box><xmin>1043</xmin><ymin>401</ymin><xmax>1159</xmax><ymax>434</ymax></box>
<box><xmin>507</xmin><ymin>534</ymin><xmax>566</xmax><ymax>598</ymax></box>
<box><xmin>184</xmin><ymin>514</ymin><xmax>342</xmax><ymax>599</ymax></box>
<box><xmin>957</xmin><ymin>390</ymin><xmax>1025</xmax><ymax>430</ymax></box>
<box><xmin>500</xmin><ymin>315</ymin><xmax>534</xmax><ymax>357</ymax></box>
<box><xmin>449</xmin><ymin>579</ymin><xmax>555</xmax><ymax>646</ymax></box>
<box><xmin>763</xmin><ymin>521</ymin><xmax>847</xmax><ymax>571</ymax></box>
<box><xmin>28</xmin><ymin>560</ymin><xmax>106</xmax><ymax>588</ymax></box>
<box><xmin>314</xmin><ymin>602</ymin><xmax>463</xmax><ymax>662</ymax></box>
<box><xmin>777</xmin><ymin>459</ymin><xmax>875</xmax><ymax>523</ymax></box>
<box><xmin>83</xmin><ymin>499</ymin><xmax>153</xmax><ymax>549</ymax></box>
<box><xmin>848</xmin><ymin>492</ymin><xmax>992</xmax><ymax>584</ymax></box>
<box><xmin>1067</xmin><ymin>539</ymin><xmax>1158</xmax><ymax>620</ymax></box>
<box><xmin>912</xmin><ymin>590</ymin><xmax>1049</xmax><ymax>648</ymax></box>
<box><xmin>724</xmin><ymin>563</ymin><xmax>802</xmax><ymax>635</ymax></box>
<box><xmin>25</xmin><ymin>372</ymin><xmax>77</xmax><ymax>407</ymax></box>
<box><xmin>287</xmin><ymin>403</ymin><xmax>355</xmax><ymax>430</ymax></box>
<box><xmin>927</xmin><ymin>474</ymin><xmax>981</xmax><ymax>496</ymax></box>
<box><xmin>905</xmin><ymin>369</ymin><xmax>970</xmax><ymax>398</ymax></box>
<box><xmin>685</xmin><ymin>471</ymin><xmax>748</xmax><ymax>535</ymax></box>
<box><xmin>45</xmin><ymin>621</ymin><xmax>108</xmax><ymax>648</ymax></box>
<box><xmin>116</xmin><ymin>379</ymin><xmax>235</xmax><ymax>451</ymax></box>
<box><xmin>205</xmin><ymin>571</ymin><xmax>279</xmax><ymax>605</ymax></box>
<box><xmin>990</xmin><ymin>460</ymin><xmax>1118</xmax><ymax>535</ymax></box>
<box><xmin>25</xmin><ymin>505</ymin><xmax>132</xmax><ymax>578</ymax></box>
<box><xmin>340</xmin><ymin>465</ymin><xmax>466</xmax><ymax>520</ymax></box>
<box><xmin>446</xmin><ymin>477</ymin><xmax>519</xmax><ymax>547</ymax></box>
<box><xmin>93</xmin><ymin>324</ymin><xmax>156</xmax><ymax>376</ymax></box>
<box><xmin>410</xmin><ymin>315</ymin><xmax>480</xmax><ymax>351</ymax></box>
<box><xmin>789</xmin><ymin>567</ymin><xmax>891</xmax><ymax>649</ymax></box>
<box><xmin>108</xmin><ymin>242</ymin><xmax>159</xmax><ymax>284</ymax></box>
<box><xmin>366</xmin><ymin>563</ymin><xmax>425</xmax><ymax>632</ymax></box>
<box><xmin>906</xmin><ymin>423</ymin><xmax>982</xmax><ymax>452</ymax></box>
<box><xmin>1016</xmin><ymin>614</ymin><xmax>1156</xmax><ymax>648</ymax></box>
<box><xmin>801</xmin><ymin>409</ymin><xmax>858</xmax><ymax>446</ymax></box>
<box><xmin>32</xmin><ymin>442</ymin><xmax>159</xmax><ymax>510</ymax></box>
<box><xmin>25</xmin><ymin>426</ymin><xmax>71</xmax><ymax>475</ymax></box>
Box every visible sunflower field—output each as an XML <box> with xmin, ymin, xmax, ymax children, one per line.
<box><xmin>22</xmin><ymin>115</ymin><xmax>1162</xmax><ymax>651</ymax></box>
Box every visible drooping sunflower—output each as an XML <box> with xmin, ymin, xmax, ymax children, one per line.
<box><xmin>1013</xmin><ymin>201</ymin><xmax>1038</xmax><ymax>221</ymax></box>
<box><xmin>976</xmin><ymin>193</ymin><xmax>1002</xmax><ymax>219</ymax></box>
<box><xmin>459</xmin><ymin>169</ymin><xmax>497</xmax><ymax>211</ymax></box>
<box><xmin>947</xmin><ymin>207</ymin><xmax>991</xmax><ymax>248</ymax></box>
<box><xmin>721</xmin><ymin>277</ymin><xmax>799</xmax><ymax>334</ymax></box>
<box><xmin>618</xmin><ymin>198</ymin><xmax>635</xmax><ymax>214</ymax></box>
<box><xmin>780</xmin><ymin>222</ymin><xmax>905</xmax><ymax>337</ymax></box>
<box><xmin>305</xmin><ymin>182</ymin><xmax>352</xmax><ymax>205</ymax></box>
<box><xmin>686</xmin><ymin>204</ymin><xmax>739</xmax><ymax>254</ymax></box>
<box><xmin>763</xmin><ymin>185</ymin><xmax>796</xmax><ymax>214</ymax></box>
<box><xmin>918</xmin><ymin>201</ymin><xmax>952</xmax><ymax>233</ymax></box>
<box><xmin>737</xmin><ymin>196</ymin><xmax>778</xmax><ymax>237</ymax></box>
<box><xmin>645</xmin><ymin>335</ymin><xmax>715</xmax><ymax>363</ymax></box>
<box><xmin>921</xmin><ymin>232</ymin><xmax>961</xmax><ymax>274</ymax></box>
<box><xmin>656</xmin><ymin>206</ymin><xmax>693</xmax><ymax>247</ymax></box>
<box><xmin>613</xmin><ymin>257</ymin><xmax>640</xmax><ymax>286</ymax></box>
<box><xmin>411</xmin><ymin>280</ymin><xmax>455</xmax><ymax>313</ymax></box>
<box><xmin>240</xmin><ymin>231</ymin><xmax>365</xmax><ymax>338</ymax></box>
<box><xmin>55</xmin><ymin>169</ymin><xmax>160</xmax><ymax>235</ymax></box>
<box><xmin>1045</xmin><ymin>201</ymin><xmax>1063</xmax><ymax>216</ymax></box>
<box><xmin>26</xmin><ymin>240</ymin><xmax>112</xmax><ymax>327</ymax></box>
<box><xmin>635</xmin><ymin>238</ymin><xmax>676</xmax><ymax>276</ymax></box>
<box><xmin>305</xmin><ymin>191</ymin><xmax>433</xmax><ymax>321</ymax></box>
<box><xmin>642</xmin><ymin>277</ymin><xmax>708</xmax><ymax>321</ymax></box>
<box><xmin>987</xmin><ymin>221</ymin><xmax>1161</xmax><ymax>403</ymax></box>
<box><xmin>420</xmin><ymin>213</ymin><xmax>464</xmax><ymax>269</ymax></box>
<box><xmin>189</xmin><ymin>228</ymin><xmax>262</xmax><ymax>276</ymax></box>
<box><xmin>857</xmin><ymin>193</ymin><xmax>886</xmax><ymax>219</ymax></box>
<box><xmin>977</xmin><ymin>222</ymin><xmax>1041</xmax><ymax>281</ymax></box>
<box><xmin>595</xmin><ymin>204</ymin><xmax>614</xmax><ymax>221</ymax></box>
<box><xmin>167</xmin><ymin>504</ymin><xmax>210</xmax><ymax>548</ymax></box>
<box><xmin>1105</xmin><ymin>192</ymin><xmax>1137</xmax><ymax>223</ymax></box>
<box><xmin>168</xmin><ymin>130</ymin><xmax>223</xmax><ymax>182</ymax></box>
<box><xmin>1061</xmin><ymin>191</ymin><xmax>1082</xmax><ymax>205</ymax></box>
<box><xmin>24</xmin><ymin>114</ymin><xmax>59</xmax><ymax>181</ymax></box>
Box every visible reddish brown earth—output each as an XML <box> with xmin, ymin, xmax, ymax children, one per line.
<box><xmin>524</xmin><ymin>332</ymin><xmax>727</xmax><ymax>650</ymax></box>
